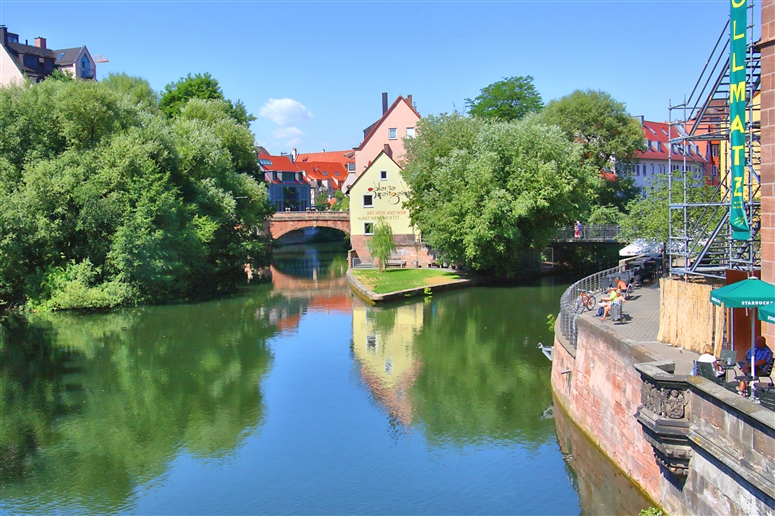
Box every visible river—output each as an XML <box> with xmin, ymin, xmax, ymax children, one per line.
<box><xmin>0</xmin><ymin>243</ymin><xmax>651</xmax><ymax>515</ymax></box>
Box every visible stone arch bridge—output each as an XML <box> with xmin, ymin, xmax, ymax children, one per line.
<box><xmin>267</xmin><ymin>211</ymin><xmax>350</xmax><ymax>239</ymax></box>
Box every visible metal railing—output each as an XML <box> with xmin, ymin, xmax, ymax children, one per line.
<box><xmin>553</xmin><ymin>224</ymin><xmax>620</xmax><ymax>242</ymax></box>
<box><xmin>559</xmin><ymin>264</ymin><xmax>628</xmax><ymax>350</ymax></box>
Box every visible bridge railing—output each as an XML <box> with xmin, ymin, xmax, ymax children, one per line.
<box><xmin>554</xmin><ymin>224</ymin><xmax>620</xmax><ymax>242</ymax></box>
<box><xmin>559</xmin><ymin>263</ymin><xmax>628</xmax><ymax>350</ymax></box>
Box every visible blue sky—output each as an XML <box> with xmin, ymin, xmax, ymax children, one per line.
<box><xmin>1</xmin><ymin>1</ymin><xmax>751</xmax><ymax>155</ymax></box>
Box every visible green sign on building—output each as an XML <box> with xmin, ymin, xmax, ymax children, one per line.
<box><xmin>729</xmin><ymin>0</ymin><xmax>750</xmax><ymax>240</ymax></box>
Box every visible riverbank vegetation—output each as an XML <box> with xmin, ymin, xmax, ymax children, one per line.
<box><xmin>350</xmin><ymin>269</ymin><xmax>459</xmax><ymax>294</ymax></box>
<box><xmin>0</xmin><ymin>74</ymin><xmax>273</xmax><ymax>311</ymax></box>
<box><xmin>402</xmin><ymin>78</ymin><xmax>645</xmax><ymax>276</ymax></box>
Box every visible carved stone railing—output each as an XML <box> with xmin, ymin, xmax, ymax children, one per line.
<box><xmin>634</xmin><ymin>361</ymin><xmax>693</xmax><ymax>480</ymax></box>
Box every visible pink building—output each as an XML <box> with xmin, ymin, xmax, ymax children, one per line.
<box><xmin>345</xmin><ymin>93</ymin><xmax>420</xmax><ymax>191</ymax></box>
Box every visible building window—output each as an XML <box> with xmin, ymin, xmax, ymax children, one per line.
<box><xmin>651</xmin><ymin>164</ymin><xmax>655</xmax><ymax>175</ymax></box>
<box><xmin>348</xmin><ymin>163</ymin><xmax>355</xmax><ymax>172</ymax></box>
<box><xmin>80</xmin><ymin>55</ymin><xmax>91</xmax><ymax>78</ymax></box>
<box><xmin>364</xmin><ymin>222</ymin><xmax>374</xmax><ymax>235</ymax></box>
<box><xmin>388</xmin><ymin>128</ymin><xmax>397</xmax><ymax>140</ymax></box>
<box><xmin>323</xmin><ymin>171</ymin><xmax>328</xmax><ymax>176</ymax></box>
<box><xmin>363</xmin><ymin>194</ymin><xmax>373</xmax><ymax>208</ymax></box>
<box><xmin>334</xmin><ymin>171</ymin><xmax>340</xmax><ymax>176</ymax></box>
<box><xmin>712</xmin><ymin>144</ymin><xmax>718</xmax><ymax>156</ymax></box>
<box><xmin>282</xmin><ymin>172</ymin><xmax>295</xmax><ymax>182</ymax></box>
<box><xmin>23</xmin><ymin>55</ymin><xmax>38</xmax><ymax>69</ymax></box>
<box><xmin>406</xmin><ymin>127</ymin><xmax>415</xmax><ymax>138</ymax></box>
<box><xmin>380</xmin><ymin>170</ymin><xmax>388</xmax><ymax>181</ymax></box>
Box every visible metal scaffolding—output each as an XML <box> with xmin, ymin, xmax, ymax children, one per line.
<box><xmin>668</xmin><ymin>2</ymin><xmax>761</xmax><ymax>279</ymax></box>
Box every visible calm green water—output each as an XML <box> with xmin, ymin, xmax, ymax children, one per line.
<box><xmin>0</xmin><ymin>244</ymin><xmax>651</xmax><ymax>515</ymax></box>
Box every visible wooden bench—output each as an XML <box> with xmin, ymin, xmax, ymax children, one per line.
<box><xmin>386</xmin><ymin>259</ymin><xmax>406</xmax><ymax>268</ymax></box>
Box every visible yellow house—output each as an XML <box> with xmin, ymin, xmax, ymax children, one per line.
<box><xmin>349</xmin><ymin>151</ymin><xmax>419</xmax><ymax>264</ymax></box>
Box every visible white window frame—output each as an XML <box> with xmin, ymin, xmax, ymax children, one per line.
<box><xmin>406</xmin><ymin>127</ymin><xmax>415</xmax><ymax>138</ymax></box>
<box><xmin>388</xmin><ymin>128</ymin><xmax>397</xmax><ymax>140</ymax></box>
<box><xmin>380</xmin><ymin>170</ymin><xmax>388</xmax><ymax>181</ymax></box>
<box><xmin>364</xmin><ymin>222</ymin><xmax>375</xmax><ymax>235</ymax></box>
<box><xmin>363</xmin><ymin>194</ymin><xmax>373</xmax><ymax>208</ymax></box>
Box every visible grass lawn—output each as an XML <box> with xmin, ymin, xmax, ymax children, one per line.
<box><xmin>351</xmin><ymin>268</ymin><xmax>460</xmax><ymax>294</ymax></box>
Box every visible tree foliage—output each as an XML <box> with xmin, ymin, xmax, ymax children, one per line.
<box><xmin>402</xmin><ymin>113</ymin><xmax>596</xmax><ymax>276</ymax></box>
<box><xmin>0</xmin><ymin>78</ymin><xmax>272</xmax><ymax>310</ymax></box>
<box><xmin>540</xmin><ymin>89</ymin><xmax>645</xmax><ymax>215</ymax></box>
<box><xmin>466</xmin><ymin>75</ymin><xmax>543</xmax><ymax>121</ymax></box>
<box><xmin>617</xmin><ymin>174</ymin><xmax>718</xmax><ymax>244</ymax></box>
<box><xmin>331</xmin><ymin>190</ymin><xmax>349</xmax><ymax>211</ymax></box>
<box><xmin>366</xmin><ymin>217</ymin><xmax>397</xmax><ymax>272</ymax></box>
<box><xmin>159</xmin><ymin>72</ymin><xmax>255</xmax><ymax>126</ymax></box>
<box><xmin>315</xmin><ymin>191</ymin><xmax>330</xmax><ymax>211</ymax></box>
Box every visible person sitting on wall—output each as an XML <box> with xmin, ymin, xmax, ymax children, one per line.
<box><xmin>738</xmin><ymin>336</ymin><xmax>774</xmax><ymax>394</ymax></box>
<box><xmin>615</xmin><ymin>276</ymin><xmax>628</xmax><ymax>297</ymax></box>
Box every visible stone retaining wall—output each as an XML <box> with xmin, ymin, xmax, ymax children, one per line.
<box><xmin>552</xmin><ymin>317</ymin><xmax>775</xmax><ymax>515</ymax></box>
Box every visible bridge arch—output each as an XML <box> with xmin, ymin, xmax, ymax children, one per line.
<box><xmin>268</xmin><ymin>211</ymin><xmax>350</xmax><ymax>240</ymax></box>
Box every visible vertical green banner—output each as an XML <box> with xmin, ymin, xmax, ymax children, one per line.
<box><xmin>730</xmin><ymin>0</ymin><xmax>750</xmax><ymax>240</ymax></box>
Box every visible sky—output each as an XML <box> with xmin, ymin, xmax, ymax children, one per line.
<box><xmin>0</xmin><ymin>0</ymin><xmax>755</xmax><ymax>155</ymax></box>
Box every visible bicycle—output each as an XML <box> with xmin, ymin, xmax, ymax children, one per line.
<box><xmin>574</xmin><ymin>289</ymin><xmax>596</xmax><ymax>313</ymax></box>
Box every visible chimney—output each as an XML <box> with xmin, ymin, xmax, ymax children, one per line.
<box><xmin>34</xmin><ymin>37</ymin><xmax>46</xmax><ymax>49</ymax></box>
<box><xmin>291</xmin><ymin>148</ymin><xmax>298</xmax><ymax>163</ymax></box>
<box><xmin>382</xmin><ymin>92</ymin><xmax>388</xmax><ymax>115</ymax></box>
<box><xmin>406</xmin><ymin>94</ymin><xmax>412</xmax><ymax>109</ymax></box>
<box><xmin>0</xmin><ymin>26</ymin><xmax>7</xmax><ymax>45</ymax></box>
<box><xmin>383</xmin><ymin>143</ymin><xmax>393</xmax><ymax>159</ymax></box>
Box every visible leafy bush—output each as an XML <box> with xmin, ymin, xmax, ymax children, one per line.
<box><xmin>0</xmin><ymin>77</ymin><xmax>273</xmax><ymax>310</ymax></box>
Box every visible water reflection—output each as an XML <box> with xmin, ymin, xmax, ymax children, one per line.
<box><xmin>352</xmin><ymin>299</ymin><xmax>423</xmax><ymax>427</ymax></box>
<box><xmin>0</xmin><ymin>290</ymin><xmax>276</xmax><ymax>514</ymax></box>
<box><xmin>554</xmin><ymin>395</ymin><xmax>653</xmax><ymax>515</ymax></box>
<box><xmin>351</xmin><ymin>282</ymin><xmax>564</xmax><ymax>448</ymax></box>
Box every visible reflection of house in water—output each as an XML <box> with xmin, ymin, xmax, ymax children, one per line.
<box><xmin>351</xmin><ymin>297</ymin><xmax>423</xmax><ymax>427</ymax></box>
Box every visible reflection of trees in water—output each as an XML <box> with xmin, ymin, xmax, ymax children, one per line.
<box><xmin>410</xmin><ymin>286</ymin><xmax>559</xmax><ymax>447</ymax></box>
<box><xmin>0</xmin><ymin>288</ymin><xmax>278</xmax><ymax>513</ymax></box>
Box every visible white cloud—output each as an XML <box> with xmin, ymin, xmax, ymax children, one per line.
<box><xmin>259</xmin><ymin>98</ymin><xmax>313</xmax><ymax>126</ymax></box>
<box><xmin>285</xmin><ymin>137</ymin><xmax>303</xmax><ymax>148</ymax></box>
<box><xmin>273</xmin><ymin>126</ymin><xmax>304</xmax><ymax>139</ymax></box>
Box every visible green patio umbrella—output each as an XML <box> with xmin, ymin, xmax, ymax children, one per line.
<box><xmin>759</xmin><ymin>303</ymin><xmax>775</xmax><ymax>325</ymax></box>
<box><xmin>709</xmin><ymin>277</ymin><xmax>775</xmax><ymax>399</ymax></box>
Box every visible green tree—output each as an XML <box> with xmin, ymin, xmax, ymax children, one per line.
<box><xmin>159</xmin><ymin>72</ymin><xmax>255</xmax><ymax>126</ymax></box>
<box><xmin>0</xmin><ymin>78</ymin><xmax>272</xmax><ymax>310</ymax></box>
<box><xmin>540</xmin><ymin>89</ymin><xmax>645</xmax><ymax>212</ymax></box>
<box><xmin>101</xmin><ymin>72</ymin><xmax>160</xmax><ymax>112</ymax></box>
<box><xmin>466</xmin><ymin>75</ymin><xmax>543</xmax><ymax>121</ymax></box>
<box><xmin>617</xmin><ymin>174</ymin><xmax>717</xmax><ymax>244</ymax></box>
<box><xmin>331</xmin><ymin>190</ymin><xmax>349</xmax><ymax>211</ymax></box>
<box><xmin>315</xmin><ymin>191</ymin><xmax>330</xmax><ymax>211</ymax></box>
<box><xmin>366</xmin><ymin>217</ymin><xmax>397</xmax><ymax>272</ymax></box>
<box><xmin>402</xmin><ymin>113</ymin><xmax>596</xmax><ymax>276</ymax></box>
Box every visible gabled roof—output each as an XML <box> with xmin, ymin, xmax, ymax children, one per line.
<box><xmin>55</xmin><ymin>47</ymin><xmax>86</xmax><ymax>66</ymax></box>
<box><xmin>354</xmin><ymin>96</ymin><xmax>420</xmax><ymax>151</ymax></box>
<box><xmin>348</xmin><ymin>150</ymin><xmax>402</xmax><ymax>191</ymax></box>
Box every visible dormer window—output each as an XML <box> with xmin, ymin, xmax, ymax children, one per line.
<box><xmin>80</xmin><ymin>54</ymin><xmax>91</xmax><ymax>78</ymax></box>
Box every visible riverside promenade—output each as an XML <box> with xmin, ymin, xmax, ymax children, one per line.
<box><xmin>578</xmin><ymin>283</ymin><xmax>699</xmax><ymax>375</ymax></box>
<box><xmin>552</xmin><ymin>277</ymin><xmax>775</xmax><ymax>515</ymax></box>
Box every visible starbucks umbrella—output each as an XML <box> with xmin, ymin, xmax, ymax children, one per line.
<box><xmin>710</xmin><ymin>278</ymin><xmax>775</xmax><ymax>398</ymax></box>
<box><xmin>759</xmin><ymin>303</ymin><xmax>775</xmax><ymax>325</ymax></box>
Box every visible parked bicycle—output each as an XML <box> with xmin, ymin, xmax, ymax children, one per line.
<box><xmin>574</xmin><ymin>289</ymin><xmax>596</xmax><ymax>313</ymax></box>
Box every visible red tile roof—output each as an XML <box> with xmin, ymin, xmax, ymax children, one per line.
<box><xmin>258</xmin><ymin>154</ymin><xmax>299</xmax><ymax>172</ymax></box>
<box><xmin>296</xmin><ymin>161</ymin><xmax>346</xmax><ymax>188</ymax></box>
<box><xmin>636</xmin><ymin>120</ymin><xmax>707</xmax><ymax>163</ymax></box>
<box><xmin>296</xmin><ymin>150</ymin><xmax>354</xmax><ymax>167</ymax></box>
